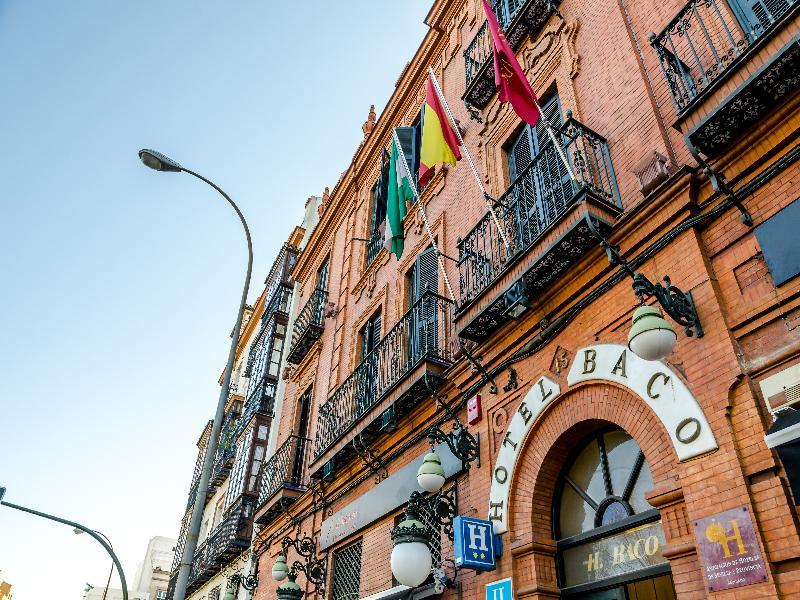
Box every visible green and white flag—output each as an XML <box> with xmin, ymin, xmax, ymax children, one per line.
<box><xmin>385</xmin><ymin>131</ymin><xmax>415</xmax><ymax>259</ymax></box>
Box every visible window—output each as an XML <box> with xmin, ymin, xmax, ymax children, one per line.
<box><xmin>316</xmin><ymin>259</ymin><xmax>330</xmax><ymax>292</ymax></box>
<box><xmin>754</xmin><ymin>198</ymin><xmax>800</xmax><ymax>286</ymax></box>
<box><xmin>359</xmin><ymin>312</ymin><xmax>382</xmax><ymax>360</ymax></box>
<box><xmin>407</xmin><ymin>248</ymin><xmax>439</xmax><ymax>359</ymax></box>
<box><xmin>156</xmin><ymin>591</ymin><xmax>168</xmax><ymax>600</ymax></box>
<box><xmin>248</xmin><ymin>443</ymin><xmax>266</xmax><ymax>493</ymax></box>
<box><xmin>506</xmin><ymin>95</ymin><xmax>574</xmax><ymax>242</ymax></box>
<box><xmin>330</xmin><ymin>540</ymin><xmax>363</xmax><ymax>600</ymax></box>
<box><xmin>225</xmin><ymin>427</ymin><xmax>253</xmax><ymax>508</ymax></box>
<box><xmin>557</xmin><ymin>429</ymin><xmax>654</xmax><ymax>538</ymax></box>
<box><xmin>267</xmin><ymin>322</ymin><xmax>287</xmax><ymax>377</ymax></box>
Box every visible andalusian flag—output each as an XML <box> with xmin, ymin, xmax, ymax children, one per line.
<box><xmin>385</xmin><ymin>132</ymin><xmax>415</xmax><ymax>259</ymax></box>
<box><xmin>419</xmin><ymin>75</ymin><xmax>462</xmax><ymax>188</ymax></box>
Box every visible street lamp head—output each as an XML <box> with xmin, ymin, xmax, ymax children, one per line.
<box><xmin>390</xmin><ymin>504</ymin><xmax>432</xmax><ymax>588</ymax></box>
<box><xmin>272</xmin><ymin>553</ymin><xmax>290</xmax><ymax>581</ymax></box>
<box><xmin>138</xmin><ymin>149</ymin><xmax>182</xmax><ymax>173</ymax></box>
<box><xmin>417</xmin><ymin>451</ymin><xmax>446</xmax><ymax>493</ymax></box>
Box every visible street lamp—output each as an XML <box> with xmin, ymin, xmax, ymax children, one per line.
<box><xmin>75</xmin><ymin>528</ymin><xmax>115</xmax><ymax>600</ymax></box>
<box><xmin>627</xmin><ymin>304</ymin><xmax>677</xmax><ymax>361</ymax></box>
<box><xmin>417</xmin><ymin>452</ymin><xmax>446</xmax><ymax>493</ymax></box>
<box><xmin>0</xmin><ymin>487</ymin><xmax>128</xmax><ymax>600</ymax></box>
<box><xmin>138</xmin><ymin>148</ymin><xmax>253</xmax><ymax>600</ymax></box>
<box><xmin>390</xmin><ymin>498</ymin><xmax>432</xmax><ymax>588</ymax></box>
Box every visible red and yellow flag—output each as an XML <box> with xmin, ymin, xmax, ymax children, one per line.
<box><xmin>419</xmin><ymin>75</ymin><xmax>462</xmax><ymax>188</ymax></box>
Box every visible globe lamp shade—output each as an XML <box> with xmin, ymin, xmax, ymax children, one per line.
<box><xmin>416</xmin><ymin>451</ymin><xmax>446</xmax><ymax>493</ymax></box>
<box><xmin>390</xmin><ymin>511</ymin><xmax>432</xmax><ymax>588</ymax></box>
<box><xmin>272</xmin><ymin>554</ymin><xmax>289</xmax><ymax>581</ymax></box>
<box><xmin>627</xmin><ymin>305</ymin><xmax>677</xmax><ymax>361</ymax></box>
<box><xmin>223</xmin><ymin>585</ymin><xmax>236</xmax><ymax>600</ymax></box>
<box><xmin>276</xmin><ymin>575</ymin><xmax>304</xmax><ymax>600</ymax></box>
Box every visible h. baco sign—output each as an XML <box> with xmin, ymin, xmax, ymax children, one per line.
<box><xmin>487</xmin><ymin>344</ymin><xmax>718</xmax><ymax>533</ymax></box>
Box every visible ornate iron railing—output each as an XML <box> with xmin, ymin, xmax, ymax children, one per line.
<box><xmin>240</xmin><ymin>378</ymin><xmax>277</xmax><ymax>429</ymax></box>
<box><xmin>256</xmin><ymin>435</ymin><xmax>310</xmax><ymax>508</ymax></box>
<box><xmin>287</xmin><ymin>287</ymin><xmax>328</xmax><ymax>364</ymax></box>
<box><xmin>211</xmin><ymin>410</ymin><xmax>240</xmax><ymax>485</ymax></box>
<box><xmin>314</xmin><ymin>292</ymin><xmax>455</xmax><ymax>457</ymax></box>
<box><xmin>457</xmin><ymin>116</ymin><xmax>619</xmax><ymax>307</ymax></box>
<box><xmin>366</xmin><ymin>228</ymin><xmax>383</xmax><ymax>267</ymax></box>
<box><xmin>463</xmin><ymin>0</ymin><xmax>539</xmax><ymax>87</ymax></box>
<box><xmin>651</xmin><ymin>0</ymin><xmax>798</xmax><ymax>113</ymax></box>
<box><xmin>187</xmin><ymin>498</ymin><xmax>254</xmax><ymax>591</ymax></box>
<box><xmin>262</xmin><ymin>281</ymin><xmax>293</xmax><ymax>326</ymax></box>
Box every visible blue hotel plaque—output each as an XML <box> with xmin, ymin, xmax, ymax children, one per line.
<box><xmin>485</xmin><ymin>578</ymin><xmax>513</xmax><ymax>600</ymax></box>
<box><xmin>454</xmin><ymin>516</ymin><xmax>498</xmax><ymax>571</ymax></box>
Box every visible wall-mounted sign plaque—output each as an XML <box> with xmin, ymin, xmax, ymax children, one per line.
<box><xmin>693</xmin><ymin>506</ymin><xmax>768</xmax><ymax>592</ymax></box>
<box><xmin>561</xmin><ymin>521</ymin><xmax>668</xmax><ymax>588</ymax></box>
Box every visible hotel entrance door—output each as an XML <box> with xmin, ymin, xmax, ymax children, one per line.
<box><xmin>582</xmin><ymin>574</ymin><xmax>676</xmax><ymax>599</ymax></box>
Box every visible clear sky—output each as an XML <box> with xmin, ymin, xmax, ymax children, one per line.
<box><xmin>0</xmin><ymin>2</ymin><xmax>430</xmax><ymax>598</ymax></box>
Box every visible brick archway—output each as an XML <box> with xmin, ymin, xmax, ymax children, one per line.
<box><xmin>505</xmin><ymin>382</ymin><xmax>692</xmax><ymax>600</ymax></box>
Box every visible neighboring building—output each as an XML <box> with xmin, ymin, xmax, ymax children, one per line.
<box><xmin>132</xmin><ymin>536</ymin><xmax>176</xmax><ymax>600</ymax></box>
<box><xmin>167</xmin><ymin>198</ymin><xmax>321</xmax><ymax>600</ymax></box>
<box><xmin>0</xmin><ymin>572</ymin><xmax>11</xmax><ymax>600</ymax></box>
<box><xmin>240</xmin><ymin>1</ymin><xmax>800</xmax><ymax>600</ymax></box>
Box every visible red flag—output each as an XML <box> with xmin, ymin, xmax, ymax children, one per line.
<box><xmin>481</xmin><ymin>0</ymin><xmax>540</xmax><ymax>126</ymax></box>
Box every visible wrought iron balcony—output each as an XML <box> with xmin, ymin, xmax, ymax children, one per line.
<box><xmin>313</xmin><ymin>292</ymin><xmax>455</xmax><ymax>462</ymax></box>
<box><xmin>210</xmin><ymin>410</ymin><xmax>240</xmax><ymax>488</ymax></box>
<box><xmin>463</xmin><ymin>0</ymin><xmax>560</xmax><ymax>110</ymax></box>
<box><xmin>651</xmin><ymin>0</ymin><xmax>798</xmax><ymax>115</ymax></box>
<box><xmin>366</xmin><ymin>227</ymin><xmax>384</xmax><ymax>267</ymax></box>
<box><xmin>186</xmin><ymin>498</ymin><xmax>254</xmax><ymax>594</ymax></box>
<box><xmin>239</xmin><ymin>378</ymin><xmax>277</xmax><ymax>431</ymax></box>
<box><xmin>457</xmin><ymin>116</ymin><xmax>621</xmax><ymax>342</ymax></box>
<box><xmin>286</xmin><ymin>287</ymin><xmax>328</xmax><ymax>364</ymax></box>
<box><xmin>254</xmin><ymin>435</ymin><xmax>310</xmax><ymax>526</ymax></box>
<box><xmin>262</xmin><ymin>281</ymin><xmax>293</xmax><ymax>326</ymax></box>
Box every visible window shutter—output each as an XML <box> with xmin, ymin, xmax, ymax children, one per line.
<box><xmin>738</xmin><ymin>0</ymin><xmax>793</xmax><ymax>32</ymax></box>
<box><xmin>533</xmin><ymin>96</ymin><xmax>573</xmax><ymax>220</ymax></box>
<box><xmin>395</xmin><ymin>126</ymin><xmax>418</xmax><ymax>183</ymax></box>
<box><xmin>509</xmin><ymin>127</ymin><xmax>533</xmax><ymax>182</ymax></box>
<box><xmin>413</xmin><ymin>248</ymin><xmax>439</xmax><ymax>358</ymax></box>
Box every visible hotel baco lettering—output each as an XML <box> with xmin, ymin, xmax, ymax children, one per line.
<box><xmin>487</xmin><ymin>344</ymin><xmax>718</xmax><ymax>533</ymax></box>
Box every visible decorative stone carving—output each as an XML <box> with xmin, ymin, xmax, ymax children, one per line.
<box><xmin>365</xmin><ymin>269</ymin><xmax>377</xmax><ymax>300</ymax></box>
<box><xmin>362</xmin><ymin>104</ymin><xmax>376</xmax><ymax>137</ymax></box>
<box><xmin>318</xmin><ymin>186</ymin><xmax>330</xmax><ymax>217</ymax></box>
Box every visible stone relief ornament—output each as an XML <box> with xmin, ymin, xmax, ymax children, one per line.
<box><xmin>318</xmin><ymin>186</ymin><xmax>330</xmax><ymax>217</ymax></box>
<box><xmin>362</xmin><ymin>104</ymin><xmax>376</xmax><ymax>137</ymax></box>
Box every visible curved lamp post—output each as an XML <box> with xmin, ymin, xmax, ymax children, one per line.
<box><xmin>75</xmin><ymin>528</ymin><xmax>115</xmax><ymax>600</ymax></box>
<box><xmin>138</xmin><ymin>149</ymin><xmax>253</xmax><ymax>600</ymax></box>
<box><xmin>0</xmin><ymin>487</ymin><xmax>128</xmax><ymax>600</ymax></box>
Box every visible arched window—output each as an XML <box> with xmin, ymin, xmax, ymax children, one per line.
<box><xmin>555</xmin><ymin>429</ymin><xmax>675</xmax><ymax>599</ymax></box>
<box><xmin>557</xmin><ymin>429</ymin><xmax>655</xmax><ymax>539</ymax></box>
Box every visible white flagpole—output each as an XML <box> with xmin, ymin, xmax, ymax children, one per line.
<box><xmin>392</xmin><ymin>129</ymin><xmax>458</xmax><ymax>305</ymax></box>
<box><xmin>426</xmin><ymin>67</ymin><xmax>513</xmax><ymax>254</ymax></box>
<box><xmin>532</xmin><ymin>97</ymin><xmax>577</xmax><ymax>181</ymax></box>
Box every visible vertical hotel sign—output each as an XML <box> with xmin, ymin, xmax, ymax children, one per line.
<box><xmin>693</xmin><ymin>506</ymin><xmax>768</xmax><ymax>592</ymax></box>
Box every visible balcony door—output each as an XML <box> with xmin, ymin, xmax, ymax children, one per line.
<box><xmin>507</xmin><ymin>95</ymin><xmax>573</xmax><ymax>247</ymax></box>
<box><xmin>290</xmin><ymin>389</ymin><xmax>312</xmax><ymax>487</ymax></box>
<box><xmin>729</xmin><ymin>0</ymin><xmax>795</xmax><ymax>38</ymax></box>
<box><xmin>408</xmin><ymin>247</ymin><xmax>439</xmax><ymax>361</ymax></box>
<box><xmin>358</xmin><ymin>312</ymin><xmax>382</xmax><ymax>413</ymax></box>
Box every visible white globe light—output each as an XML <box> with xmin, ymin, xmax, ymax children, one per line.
<box><xmin>391</xmin><ymin>541</ymin><xmax>432</xmax><ymax>588</ymax></box>
<box><xmin>629</xmin><ymin>327</ymin><xmax>677</xmax><ymax>361</ymax></box>
<box><xmin>272</xmin><ymin>567</ymin><xmax>288</xmax><ymax>582</ymax></box>
<box><xmin>627</xmin><ymin>305</ymin><xmax>677</xmax><ymax>361</ymax></box>
<box><xmin>417</xmin><ymin>472</ymin><xmax>445</xmax><ymax>493</ymax></box>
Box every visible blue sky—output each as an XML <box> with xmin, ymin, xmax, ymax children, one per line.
<box><xmin>0</xmin><ymin>2</ymin><xmax>430</xmax><ymax>597</ymax></box>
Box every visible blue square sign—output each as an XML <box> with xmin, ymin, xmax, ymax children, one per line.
<box><xmin>485</xmin><ymin>578</ymin><xmax>513</xmax><ymax>600</ymax></box>
<box><xmin>454</xmin><ymin>516</ymin><xmax>497</xmax><ymax>571</ymax></box>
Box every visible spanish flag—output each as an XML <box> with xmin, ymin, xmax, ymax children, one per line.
<box><xmin>419</xmin><ymin>75</ymin><xmax>462</xmax><ymax>188</ymax></box>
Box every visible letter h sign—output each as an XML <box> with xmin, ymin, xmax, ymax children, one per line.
<box><xmin>454</xmin><ymin>516</ymin><xmax>498</xmax><ymax>571</ymax></box>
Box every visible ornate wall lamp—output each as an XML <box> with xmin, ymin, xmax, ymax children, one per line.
<box><xmin>270</xmin><ymin>533</ymin><xmax>327</xmax><ymax>600</ymax></box>
<box><xmin>589</xmin><ymin>221</ymin><xmax>704</xmax><ymax>362</ymax></box>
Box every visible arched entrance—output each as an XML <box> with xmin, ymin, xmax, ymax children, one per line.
<box><xmin>555</xmin><ymin>428</ymin><xmax>675</xmax><ymax>599</ymax></box>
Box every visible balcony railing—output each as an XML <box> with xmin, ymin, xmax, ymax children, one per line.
<box><xmin>286</xmin><ymin>287</ymin><xmax>328</xmax><ymax>364</ymax></box>
<box><xmin>256</xmin><ymin>435</ymin><xmax>310</xmax><ymax>512</ymax></box>
<box><xmin>651</xmin><ymin>0</ymin><xmax>798</xmax><ymax>113</ymax></box>
<box><xmin>240</xmin><ymin>378</ymin><xmax>276</xmax><ymax>429</ymax></box>
<box><xmin>262</xmin><ymin>281</ymin><xmax>293</xmax><ymax>326</ymax></box>
<box><xmin>366</xmin><ymin>228</ymin><xmax>384</xmax><ymax>267</ymax></box>
<box><xmin>464</xmin><ymin>0</ymin><xmax>525</xmax><ymax>87</ymax></box>
<box><xmin>314</xmin><ymin>292</ymin><xmax>455</xmax><ymax>458</ymax></box>
<box><xmin>187</xmin><ymin>498</ymin><xmax>254</xmax><ymax>592</ymax></box>
<box><xmin>211</xmin><ymin>410</ymin><xmax>239</xmax><ymax>487</ymax></box>
<box><xmin>457</xmin><ymin>116</ymin><xmax>619</xmax><ymax>307</ymax></box>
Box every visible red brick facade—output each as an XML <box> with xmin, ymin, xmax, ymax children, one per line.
<box><xmin>251</xmin><ymin>0</ymin><xmax>800</xmax><ymax>598</ymax></box>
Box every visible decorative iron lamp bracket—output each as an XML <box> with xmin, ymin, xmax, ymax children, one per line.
<box><xmin>280</xmin><ymin>533</ymin><xmax>328</xmax><ymax>595</ymax></box>
<box><xmin>424</xmin><ymin>375</ymin><xmax>481</xmax><ymax>470</ymax></box>
<box><xmin>588</xmin><ymin>220</ymin><xmax>704</xmax><ymax>338</ymax></box>
<box><xmin>688</xmin><ymin>143</ymin><xmax>753</xmax><ymax>226</ymax></box>
<box><xmin>229</xmin><ymin>570</ymin><xmax>259</xmax><ymax>592</ymax></box>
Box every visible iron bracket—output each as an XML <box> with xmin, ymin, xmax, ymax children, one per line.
<box><xmin>280</xmin><ymin>533</ymin><xmax>328</xmax><ymax>596</ymax></box>
<box><xmin>688</xmin><ymin>143</ymin><xmax>753</xmax><ymax>226</ymax></box>
<box><xmin>352</xmin><ymin>434</ymin><xmax>389</xmax><ymax>484</ymax></box>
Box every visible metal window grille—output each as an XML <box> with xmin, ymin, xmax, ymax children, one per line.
<box><xmin>208</xmin><ymin>586</ymin><xmax>221</xmax><ymax>600</ymax></box>
<box><xmin>417</xmin><ymin>485</ymin><xmax>457</xmax><ymax>571</ymax></box>
<box><xmin>330</xmin><ymin>540</ymin><xmax>363</xmax><ymax>600</ymax></box>
<box><xmin>156</xmin><ymin>591</ymin><xmax>168</xmax><ymax>600</ymax></box>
